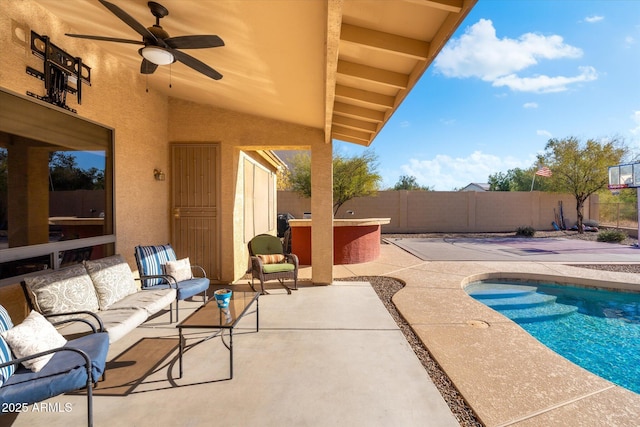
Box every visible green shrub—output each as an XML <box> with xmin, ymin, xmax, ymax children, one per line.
<box><xmin>597</xmin><ymin>229</ymin><xmax>627</xmax><ymax>243</ymax></box>
<box><xmin>515</xmin><ymin>226</ymin><xmax>536</xmax><ymax>237</ymax></box>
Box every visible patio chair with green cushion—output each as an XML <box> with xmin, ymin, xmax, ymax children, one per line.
<box><xmin>134</xmin><ymin>244</ymin><xmax>209</xmax><ymax>322</ymax></box>
<box><xmin>248</xmin><ymin>234</ymin><xmax>298</xmax><ymax>295</ymax></box>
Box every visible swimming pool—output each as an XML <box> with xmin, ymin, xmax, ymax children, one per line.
<box><xmin>466</xmin><ymin>280</ymin><xmax>640</xmax><ymax>394</ymax></box>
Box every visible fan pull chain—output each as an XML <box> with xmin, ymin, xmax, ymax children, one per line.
<box><xmin>145</xmin><ymin>75</ymin><xmax>149</xmax><ymax>93</ymax></box>
<box><xmin>169</xmin><ymin>63</ymin><xmax>172</xmax><ymax>89</ymax></box>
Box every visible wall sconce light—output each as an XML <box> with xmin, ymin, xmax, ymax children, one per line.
<box><xmin>154</xmin><ymin>169</ymin><xmax>166</xmax><ymax>181</ymax></box>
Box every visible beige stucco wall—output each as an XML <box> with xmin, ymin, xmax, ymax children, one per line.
<box><xmin>279</xmin><ymin>190</ymin><xmax>598</xmax><ymax>233</ymax></box>
<box><xmin>1</xmin><ymin>0</ymin><xmax>337</xmax><ymax>286</ymax></box>
<box><xmin>0</xmin><ymin>0</ymin><xmax>170</xmax><ymax>269</ymax></box>
<box><xmin>167</xmin><ymin>98</ymin><xmax>328</xmax><ymax>282</ymax></box>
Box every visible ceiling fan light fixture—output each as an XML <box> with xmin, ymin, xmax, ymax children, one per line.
<box><xmin>140</xmin><ymin>46</ymin><xmax>174</xmax><ymax>65</ymax></box>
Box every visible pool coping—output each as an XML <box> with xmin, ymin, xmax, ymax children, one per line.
<box><xmin>388</xmin><ymin>261</ymin><xmax>640</xmax><ymax>427</ymax></box>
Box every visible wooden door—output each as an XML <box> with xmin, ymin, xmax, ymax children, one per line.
<box><xmin>171</xmin><ymin>144</ymin><xmax>220</xmax><ymax>280</ymax></box>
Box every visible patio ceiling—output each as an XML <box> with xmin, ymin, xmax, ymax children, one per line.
<box><xmin>34</xmin><ymin>0</ymin><xmax>476</xmax><ymax>146</ymax></box>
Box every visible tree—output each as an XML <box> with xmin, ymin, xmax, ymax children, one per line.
<box><xmin>392</xmin><ymin>175</ymin><xmax>433</xmax><ymax>191</ymax></box>
<box><xmin>49</xmin><ymin>152</ymin><xmax>104</xmax><ymax>191</ymax></box>
<box><xmin>487</xmin><ymin>170</ymin><xmax>511</xmax><ymax>191</ymax></box>
<box><xmin>286</xmin><ymin>152</ymin><xmax>312</xmax><ymax>197</ymax></box>
<box><xmin>488</xmin><ymin>167</ymin><xmax>552</xmax><ymax>191</ymax></box>
<box><xmin>540</xmin><ymin>136</ymin><xmax>627</xmax><ymax>233</ymax></box>
<box><xmin>513</xmin><ymin>167</ymin><xmax>546</xmax><ymax>191</ymax></box>
<box><xmin>287</xmin><ymin>150</ymin><xmax>382</xmax><ymax>216</ymax></box>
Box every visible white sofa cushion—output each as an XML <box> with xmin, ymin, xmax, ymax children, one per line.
<box><xmin>23</xmin><ymin>264</ymin><xmax>99</xmax><ymax>315</ymax></box>
<box><xmin>85</xmin><ymin>255</ymin><xmax>138</xmax><ymax>310</ymax></box>
<box><xmin>109</xmin><ymin>288</ymin><xmax>176</xmax><ymax>317</ymax></box>
<box><xmin>94</xmin><ymin>308</ymin><xmax>149</xmax><ymax>344</ymax></box>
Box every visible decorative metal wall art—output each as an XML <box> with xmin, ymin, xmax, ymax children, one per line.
<box><xmin>26</xmin><ymin>31</ymin><xmax>91</xmax><ymax>113</ymax></box>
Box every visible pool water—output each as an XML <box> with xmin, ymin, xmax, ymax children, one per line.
<box><xmin>466</xmin><ymin>281</ymin><xmax>640</xmax><ymax>394</ymax></box>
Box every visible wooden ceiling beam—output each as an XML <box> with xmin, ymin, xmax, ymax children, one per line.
<box><xmin>403</xmin><ymin>0</ymin><xmax>463</xmax><ymax>13</ymax></box>
<box><xmin>337</xmin><ymin>60</ymin><xmax>408</xmax><ymax>89</ymax></box>
<box><xmin>331</xmin><ymin>125</ymin><xmax>372</xmax><ymax>141</ymax></box>
<box><xmin>340</xmin><ymin>23</ymin><xmax>430</xmax><ymax>60</ymax></box>
<box><xmin>333</xmin><ymin>101</ymin><xmax>385</xmax><ymax>122</ymax></box>
<box><xmin>332</xmin><ymin>115</ymin><xmax>379</xmax><ymax>132</ymax></box>
<box><xmin>335</xmin><ymin>85</ymin><xmax>394</xmax><ymax>109</ymax></box>
<box><xmin>331</xmin><ymin>131</ymin><xmax>371</xmax><ymax>146</ymax></box>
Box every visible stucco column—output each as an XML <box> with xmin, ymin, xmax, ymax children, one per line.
<box><xmin>310</xmin><ymin>141</ymin><xmax>333</xmax><ymax>285</ymax></box>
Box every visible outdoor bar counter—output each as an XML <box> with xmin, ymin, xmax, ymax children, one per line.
<box><xmin>288</xmin><ymin>218</ymin><xmax>390</xmax><ymax>265</ymax></box>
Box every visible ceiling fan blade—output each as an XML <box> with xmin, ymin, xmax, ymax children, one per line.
<box><xmin>98</xmin><ymin>0</ymin><xmax>158</xmax><ymax>44</ymax></box>
<box><xmin>165</xmin><ymin>35</ymin><xmax>225</xmax><ymax>50</ymax></box>
<box><xmin>65</xmin><ymin>33</ymin><xmax>144</xmax><ymax>45</ymax></box>
<box><xmin>172</xmin><ymin>49</ymin><xmax>223</xmax><ymax>80</ymax></box>
<box><xmin>140</xmin><ymin>59</ymin><xmax>158</xmax><ymax>74</ymax></box>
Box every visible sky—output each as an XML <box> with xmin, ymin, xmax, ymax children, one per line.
<box><xmin>333</xmin><ymin>0</ymin><xmax>640</xmax><ymax>191</ymax></box>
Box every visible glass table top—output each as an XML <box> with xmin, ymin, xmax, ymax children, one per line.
<box><xmin>177</xmin><ymin>291</ymin><xmax>259</xmax><ymax>329</ymax></box>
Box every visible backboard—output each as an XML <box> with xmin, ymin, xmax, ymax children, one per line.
<box><xmin>608</xmin><ymin>162</ymin><xmax>640</xmax><ymax>189</ymax></box>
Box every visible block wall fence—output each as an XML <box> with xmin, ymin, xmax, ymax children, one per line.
<box><xmin>278</xmin><ymin>190</ymin><xmax>599</xmax><ymax>234</ymax></box>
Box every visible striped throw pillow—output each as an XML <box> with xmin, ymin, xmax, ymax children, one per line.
<box><xmin>134</xmin><ymin>244</ymin><xmax>177</xmax><ymax>287</ymax></box>
<box><xmin>0</xmin><ymin>305</ymin><xmax>15</xmax><ymax>386</ymax></box>
<box><xmin>258</xmin><ymin>254</ymin><xmax>285</xmax><ymax>264</ymax></box>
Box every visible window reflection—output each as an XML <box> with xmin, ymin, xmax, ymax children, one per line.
<box><xmin>0</xmin><ymin>90</ymin><xmax>114</xmax><ymax>283</ymax></box>
<box><xmin>0</xmin><ymin>148</ymin><xmax>6</xmax><ymax>246</ymax></box>
<box><xmin>0</xmin><ymin>136</ymin><xmax>112</xmax><ymax>279</ymax></box>
<box><xmin>0</xmin><ymin>145</ymin><xmax>108</xmax><ymax>250</ymax></box>
<box><xmin>48</xmin><ymin>150</ymin><xmax>106</xmax><ymax>243</ymax></box>
<box><xmin>0</xmin><ymin>255</ymin><xmax>51</xmax><ymax>279</ymax></box>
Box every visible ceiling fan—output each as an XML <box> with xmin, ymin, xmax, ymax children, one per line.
<box><xmin>66</xmin><ymin>0</ymin><xmax>224</xmax><ymax>80</ymax></box>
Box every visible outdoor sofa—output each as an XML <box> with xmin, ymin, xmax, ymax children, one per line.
<box><xmin>21</xmin><ymin>254</ymin><xmax>176</xmax><ymax>343</ymax></box>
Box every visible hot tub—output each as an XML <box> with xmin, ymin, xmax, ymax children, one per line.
<box><xmin>288</xmin><ymin>218</ymin><xmax>390</xmax><ymax>265</ymax></box>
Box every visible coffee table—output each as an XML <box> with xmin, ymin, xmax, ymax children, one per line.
<box><xmin>176</xmin><ymin>291</ymin><xmax>259</xmax><ymax>379</ymax></box>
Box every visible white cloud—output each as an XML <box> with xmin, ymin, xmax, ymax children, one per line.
<box><xmin>537</xmin><ymin>130</ymin><xmax>553</xmax><ymax>138</ymax></box>
<box><xmin>399</xmin><ymin>150</ymin><xmax>535</xmax><ymax>191</ymax></box>
<box><xmin>434</xmin><ymin>19</ymin><xmax>595</xmax><ymax>93</ymax></box>
<box><xmin>585</xmin><ymin>15</ymin><xmax>604</xmax><ymax>23</ymax></box>
<box><xmin>399</xmin><ymin>120</ymin><xmax>410</xmax><ymax>128</ymax></box>
<box><xmin>631</xmin><ymin>110</ymin><xmax>640</xmax><ymax>135</ymax></box>
<box><xmin>523</xmin><ymin>102</ymin><xmax>538</xmax><ymax>109</ymax></box>
<box><xmin>625</xmin><ymin>36</ymin><xmax>636</xmax><ymax>47</ymax></box>
<box><xmin>493</xmin><ymin>66</ymin><xmax>598</xmax><ymax>93</ymax></box>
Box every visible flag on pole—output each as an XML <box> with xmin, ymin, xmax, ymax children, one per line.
<box><xmin>535</xmin><ymin>166</ymin><xmax>552</xmax><ymax>177</ymax></box>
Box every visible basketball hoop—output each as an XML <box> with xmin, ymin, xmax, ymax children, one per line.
<box><xmin>608</xmin><ymin>162</ymin><xmax>640</xmax><ymax>249</ymax></box>
<box><xmin>607</xmin><ymin>163</ymin><xmax>639</xmax><ymax>190</ymax></box>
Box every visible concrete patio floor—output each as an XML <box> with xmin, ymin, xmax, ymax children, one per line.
<box><xmin>4</xmin><ymin>238</ymin><xmax>640</xmax><ymax>426</ymax></box>
<box><xmin>4</xmin><ymin>261</ymin><xmax>458</xmax><ymax>426</ymax></box>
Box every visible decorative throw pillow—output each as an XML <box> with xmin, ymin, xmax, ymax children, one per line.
<box><xmin>23</xmin><ymin>264</ymin><xmax>100</xmax><ymax>315</ymax></box>
<box><xmin>0</xmin><ymin>305</ymin><xmax>13</xmax><ymax>332</ymax></box>
<box><xmin>258</xmin><ymin>254</ymin><xmax>285</xmax><ymax>264</ymax></box>
<box><xmin>0</xmin><ymin>310</ymin><xmax>67</xmax><ymax>372</ymax></box>
<box><xmin>134</xmin><ymin>244</ymin><xmax>177</xmax><ymax>287</ymax></box>
<box><xmin>164</xmin><ymin>258</ymin><xmax>193</xmax><ymax>282</ymax></box>
<box><xmin>0</xmin><ymin>305</ymin><xmax>15</xmax><ymax>386</ymax></box>
<box><xmin>85</xmin><ymin>255</ymin><xmax>139</xmax><ymax>310</ymax></box>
